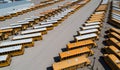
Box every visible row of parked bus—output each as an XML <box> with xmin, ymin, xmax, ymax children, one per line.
<box><xmin>101</xmin><ymin>0</ymin><xmax>120</xmax><ymax>70</ymax></box>
<box><xmin>0</xmin><ymin>0</ymin><xmax>89</xmax><ymax>68</ymax></box>
<box><xmin>102</xmin><ymin>28</ymin><xmax>120</xmax><ymax>70</ymax></box>
<box><xmin>0</xmin><ymin>0</ymin><xmax>64</xmax><ymax>21</ymax></box>
<box><xmin>52</xmin><ymin>0</ymin><xmax>109</xmax><ymax>70</ymax></box>
<box><xmin>108</xmin><ymin>0</ymin><xmax>120</xmax><ymax>28</ymax></box>
<box><xmin>0</xmin><ymin>0</ymin><xmax>85</xmax><ymax>41</ymax></box>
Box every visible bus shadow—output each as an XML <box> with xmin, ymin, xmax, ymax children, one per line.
<box><xmin>100</xmin><ymin>48</ymin><xmax>106</xmax><ymax>54</ymax></box>
<box><xmin>104</xmin><ymin>35</ymin><xmax>108</xmax><ymax>39</ymax></box>
<box><xmin>46</xmin><ymin>66</ymin><xmax>53</xmax><ymax>70</ymax></box>
<box><xmin>102</xmin><ymin>40</ymin><xmax>108</xmax><ymax>46</ymax></box>
<box><xmin>53</xmin><ymin>56</ymin><xmax>60</xmax><ymax>62</ymax></box>
<box><xmin>69</xmin><ymin>40</ymin><xmax>76</xmax><ymax>43</ymax></box>
<box><xmin>73</xmin><ymin>34</ymin><xmax>79</xmax><ymax>38</ymax></box>
<box><xmin>61</xmin><ymin>48</ymin><xmax>67</xmax><ymax>52</ymax></box>
<box><xmin>98</xmin><ymin>56</ymin><xmax>111</xmax><ymax>70</ymax></box>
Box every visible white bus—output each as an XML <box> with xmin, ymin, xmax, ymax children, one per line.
<box><xmin>0</xmin><ymin>38</ymin><xmax>34</xmax><ymax>48</ymax></box>
<box><xmin>12</xmin><ymin>33</ymin><xmax>42</xmax><ymax>41</ymax></box>
<box><xmin>33</xmin><ymin>24</ymin><xmax>53</xmax><ymax>30</ymax></box>
<box><xmin>75</xmin><ymin>33</ymin><xmax>99</xmax><ymax>41</ymax></box>
<box><xmin>83</xmin><ymin>22</ymin><xmax>102</xmax><ymax>27</ymax></box>
<box><xmin>80</xmin><ymin>25</ymin><xmax>101</xmax><ymax>30</ymax></box>
<box><xmin>25</xmin><ymin>18</ymin><xmax>36</xmax><ymax>26</ymax></box>
<box><xmin>0</xmin><ymin>55</ymin><xmax>11</xmax><ymax>67</ymax></box>
<box><xmin>11</xmin><ymin>21</ymin><xmax>29</xmax><ymax>30</ymax></box>
<box><xmin>21</xmin><ymin>28</ymin><xmax>47</xmax><ymax>35</ymax></box>
<box><xmin>0</xmin><ymin>25</ymin><xmax>22</xmax><ymax>34</ymax></box>
<box><xmin>31</xmin><ymin>16</ymin><xmax>40</xmax><ymax>23</ymax></box>
<box><xmin>78</xmin><ymin>29</ymin><xmax>100</xmax><ymax>35</ymax></box>
<box><xmin>40</xmin><ymin>20</ymin><xmax>58</xmax><ymax>26</ymax></box>
<box><xmin>0</xmin><ymin>45</ymin><xmax>24</xmax><ymax>56</ymax></box>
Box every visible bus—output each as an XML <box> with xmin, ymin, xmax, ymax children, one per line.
<box><xmin>11</xmin><ymin>21</ymin><xmax>29</xmax><ymax>30</ymax></box>
<box><xmin>41</xmin><ymin>20</ymin><xmax>59</xmax><ymax>27</ymax></box>
<box><xmin>33</xmin><ymin>24</ymin><xmax>54</xmax><ymax>31</ymax></box>
<box><xmin>103</xmin><ymin>54</ymin><xmax>120</xmax><ymax>70</ymax></box>
<box><xmin>25</xmin><ymin>18</ymin><xmax>36</xmax><ymax>27</ymax></box>
<box><xmin>96</xmin><ymin>4</ymin><xmax>108</xmax><ymax>11</ymax></box>
<box><xmin>106</xmin><ymin>38</ymin><xmax>120</xmax><ymax>49</ymax></box>
<box><xmin>53</xmin><ymin>56</ymin><xmax>90</xmax><ymax>70</ymax></box>
<box><xmin>78</xmin><ymin>29</ymin><xmax>100</xmax><ymax>35</ymax></box>
<box><xmin>88</xmin><ymin>18</ymin><xmax>103</xmax><ymax>22</ymax></box>
<box><xmin>31</xmin><ymin>16</ymin><xmax>40</xmax><ymax>24</ymax></box>
<box><xmin>111</xmin><ymin>14</ymin><xmax>120</xmax><ymax>25</ymax></box>
<box><xmin>0</xmin><ymin>32</ymin><xmax>8</xmax><ymax>40</ymax></box>
<box><xmin>112</xmin><ymin>7</ymin><xmax>120</xmax><ymax>13</ymax></box>
<box><xmin>80</xmin><ymin>25</ymin><xmax>101</xmax><ymax>31</ymax></box>
<box><xmin>8</xmin><ymin>11</ymin><xmax>18</xmax><ymax>17</ymax></box>
<box><xmin>91</xmin><ymin>14</ymin><xmax>104</xmax><ymax>17</ymax></box>
<box><xmin>0</xmin><ymin>45</ymin><xmax>24</xmax><ymax>56</ymax></box>
<box><xmin>89</xmin><ymin>17</ymin><xmax>104</xmax><ymax>21</ymax></box>
<box><xmin>12</xmin><ymin>33</ymin><xmax>42</xmax><ymax>41</ymax></box>
<box><xmin>0</xmin><ymin>16</ymin><xmax>5</xmax><ymax>21</ymax></box>
<box><xmin>108</xmin><ymin>28</ymin><xmax>120</xmax><ymax>35</ymax></box>
<box><xmin>112</xmin><ymin>10</ymin><xmax>120</xmax><ymax>15</ymax></box>
<box><xmin>4</xmin><ymin>14</ymin><xmax>12</xmax><ymax>19</ymax></box>
<box><xmin>112</xmin><ymin>13</ymin><xmax>120</xmax><ymax>20</ymax></box>
<box><xmin>0</xmin><ymin>25</ymin><xmax>22</xmax><ymax>35</ymax></box>
<box><xmin>108</xmin><ymin>32</ymin><xmax>120</xmax><ymax>41</ymax></box>
<box><xmin>94</xmin><ymin>11</ymin><xmax>105</xmax><ymax>15</ymax></box>
<box><xmin>104</xmin><ymin>45</ymin><xmax>120</xmax><ymax>59</ymax></box>
<box><xmin>48</xmin><ymin>16</ymin><xmax>62</xmax><ymax>24</ymax></box>
<box><xmin>89</xmin><ymin>14</ymin><xmax>104</xmax><ymax>19</ymax></box>
<box><xmin>0</xmin><ymin>38</ymin><xmax>34</xmax><ymax>48</ymax></box>
<box><xmin>39</xmin><ymin>15</ymin><xmax>46</xmax><ymax>22</ymax></box>
<box><xmin>67</xmin><ymin>39</ymin><xmax>97</xmax><ymax>50</ymax></box>
<box><xmin>90</xmin><ymin>14</ymin><xmax>104</xmax><ymax>18</ymax></box>
<box><xmin>0</xmin><ymin>29</ymin><xmax>13</xmax><ymax>36</ymax></box>
<box><xmin>21</xmin><ymin>28</ymin><xmax>47</xmax><ymax>35</ymax></box>
<box><xmin>89</xmin><ymin>15</ymin><xmax>104</xmax><ymax>20</ymax></box>
<box><xmin>75</xmin><ymin>33</ymin><xmax>99</xmax><ymax>41</ymax></box>
<box><xmin>0</xmin><ymin>55</ymin><xmax>11</xmax><ymax>67</ymax></box>
<box><xmin>0</xmin><ymin>33</ymin><xmax>3</xmax><ymax>40</ymax></box>
<box><xmin>90</xmin><ymin>15</ymin><xmax>104</xmax><ymax>20</ymax></box>
<box><xmin>40</xmin><ymin>9</ymin><xmax>55</xmax><ymax>17</ymax></box>
<box><xmin>59</xmin><ymin>47</ymin><xmax>94</xmax><ymax>60</ymax></box>
<box><xmin>83</xmin><ymin>22</ymin><xmax>102</xmax><ymax>27</ymax></box>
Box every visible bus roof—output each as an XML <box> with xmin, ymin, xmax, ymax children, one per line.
<box><xmin>78</xmin><ymin>29</ymin><xmax>98</xmax><ymax>34</ymax></box>
<box><xmin>12</xmin><ymin>33</ymin><xmax>41</xmax><ymax>40</ymax></box>
<box><xmin>81</xmin><ymin>25</ymin><xmax>100</xmax><ymax>30</ymax></box>
<box><xmin>109</xmin><ymin>38</ymin><xmax>119</xmax><ymax>43</ymax></box>
<box><xmin>53</xmin><ymin>56</ymin><xmax>90</xmax><ymax>70</ymax></box>
<box><xmin>60</xmin><ymin>47</ymin><xmax>90</xmax><ymax>59</ymax></box>
<box><xmin>67</xmin><ymin>39</ymin><xmax>95</xmax><ymax>49</ymax></box>
<box><xmin>33</xmin><ymin>24</ymin><xmax>53</xmax><ymax>29</ymax></box>
<box><xmin>110</xmin><ymin>32</ymin><xmax>120</xmax><ymax>40</ymax></box>
<box><xmin>0</xmin><ymin>25</ymin><xmax>21</xmax><ymax>30</ymax></box>
<box><xmin>0</xmin><ymin>55</ymin><xmax>8</xmax><ymax>61</ymax></box>
<box><xmin>0</xmin><ymin>45</ymin><xmax>22</xmax><ymax>53</ymax></box>
<box><xmin>75</xmin><ymin>33</ymin><xmax>97</xmax><ymax>41</ymax></box>
<box><xmin>21</xmin><ymin>28</ymin><xmax>46</xmax><ymax>34</ymax></box>
<box><xmin>106</xmin><ymin>54</ymin><xmax>120</xmax><ymax>68</ymax></box>
<box><xmin>0</xmin><ymin>38</ymin><xmax>32</xmax><ymax>47</ymax></box>
<box><xmin>109</xmin><ymin>46</ymin><xmax>120</xmax><ymax>56</ymax></box>
<box><xmin>110</xmin><ymin>28</ymin><xmax>120</xmax><ymax>35</ymax></box>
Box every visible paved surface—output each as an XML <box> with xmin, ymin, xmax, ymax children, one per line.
<box><xmin>1</xmin><ymin>0</ymin><xmax>114</xmax><ymax>70</ymax></box>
